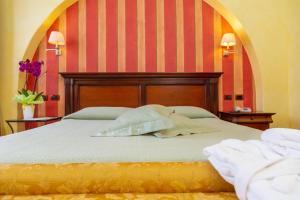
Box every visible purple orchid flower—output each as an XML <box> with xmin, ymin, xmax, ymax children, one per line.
<box><xmin>18</xmin><ymin>59</ymin><xmax>44</xmax><ymax>93</ymax></box>
<box><xmin>31</xmin><ymin>61</ymin><xmax>42</xmax><ymax>77</ymax></box>
<box><xmin>25</xmin><ymin>59</ymin><xmax>33</xmax><ymax>73</ymax></box>
<box><xmin>19</xmin><ymin>61</ymin><xmax>26</xmax><ymax>72</ymax></box>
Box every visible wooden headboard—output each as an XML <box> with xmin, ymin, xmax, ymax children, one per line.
<box><xmin>60</xmin><ymin>73</ymin><xmax>222</xmax><ymax>115</ymax></box>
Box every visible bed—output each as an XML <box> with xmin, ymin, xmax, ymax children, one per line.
<box><xmin>0</xmin><ymin>73</ymin><xmax>261</xmax><ymax>200</ymax></box>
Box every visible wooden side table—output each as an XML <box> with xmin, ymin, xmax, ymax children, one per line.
<box><xmin>219</xmin><ymin>112</ymin><xmax>275</xmax><ymax>130</ymax></box>
<box><xmin>5</xmin><ymin>117</ymin><xmax>62</xmax><ymax>134</ymax></box>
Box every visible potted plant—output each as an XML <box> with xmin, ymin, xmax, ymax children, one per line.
<box><xmin>14</xmin><ymin>59</ymin><xmax>45</xmax><ymax>119</ymax></box>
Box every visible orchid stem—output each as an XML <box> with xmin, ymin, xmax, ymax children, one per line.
<box><xmin>24</xmin><ymin>72</ymin><xmax>28</xmax><ymax>90</ymax></box>
<box><xmin>33</xmin><ymin>77</ymin><xmax>38</xmax><ymax>93</ymax></box>
<box><xmin>33</xmin><ymin>71</ymin><xmax>47</xmax><ymax>93</ymax></box>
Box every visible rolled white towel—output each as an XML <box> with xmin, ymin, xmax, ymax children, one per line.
<box><xmin>246</xmin><ymin>158</ymin><xmax>300</xmax><ymax>200</ymax></box>
<box><xmin>261</xmin><ymin>128</ymin><xmax>300</xmax><ymax>157</ymax></box>
<box><xmin>203</xmin><ymin>139</ymin><xmax>282</xmax><ymax>200</ymax></box>
<box><xmin>203</xmin><ymin>139</ymin><xmax>300</xmax><ymax>200</ymax></box>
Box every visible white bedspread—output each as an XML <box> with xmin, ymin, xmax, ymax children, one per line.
<box><xmin>204</xmin><ymin>128</ymin><xmax>300</xmax><ymax>200</ymax></box>
<box><xmin>0</xmin><ymin>118</ymin><xmax>260</xmax><ymax>164</ymax></box>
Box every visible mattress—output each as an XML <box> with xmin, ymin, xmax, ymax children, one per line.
<box><xmin>0</xmin><ymin>118</ymin><xmax>260</xmax><ymax>164</ymax></box>
<box><xmin>0</xmin><ymin>162</ymin><xmax>234</xmax><ymax>195</ymax></box>
<box><xmin>0</xmin><ymin>118</ymin><xmax>260</xmax><ymax>198</ymax></box>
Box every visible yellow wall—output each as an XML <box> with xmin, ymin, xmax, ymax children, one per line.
<box><xmin>0</xmin><ymin>0</ymin><xmax>299</xmax><ymax>134</ymax></box>
<box><xmin>0</xmin><ymin>0</ymin><xmax>64</xmax><ymax>134</ymax></box>
<box><xmin>0</xmin><ymin>0</ymin><xmax>14</xmax><ymax>134</ymax></box>
<box><xmin>286</xmin><ymin>0</ymin><xmax>300</xmax><ymax>129</ymax></box>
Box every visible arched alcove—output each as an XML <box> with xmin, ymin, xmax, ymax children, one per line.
<box><xmin>204</xmin><ymin>0</ymin><xmax>262</xmax><ymax>110</ymax></box>
<box><xmin>22</xmin><ymin>0</ymin><xmax>262</xmax><ymax>118</ymax></box>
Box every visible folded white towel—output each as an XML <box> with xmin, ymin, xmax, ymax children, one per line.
<box><xmin>247</xmin><ymin>158</ymin><xmax>300</xmax><ymax>200</ymax></box>
<box><xmin>261</xmin><ymin>128</ymin><xmax>300</xmax><ymax>157</ymax></box>
<box><xmin>203</xmin><ymin>139</ymin><xmax>300</xmax><ymax>200</ymax></box>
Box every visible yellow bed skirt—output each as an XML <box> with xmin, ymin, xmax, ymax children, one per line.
<box><xmin>0</xmin><ymin>193</ymin><xmax>237</xmax><ymax>200</ymax></box>
<box><xmin>0</xmin><ymin>162</ymin><xmax>236</xmax><ymax>199</ymax></box>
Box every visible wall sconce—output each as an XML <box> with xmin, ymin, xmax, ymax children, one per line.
<box><xmin>47</xmin><ymin>31</ymin><xmax>65</xmax><ymax>56</ymax></box>
<box><xmin>220</xmin><ymin>33</ymin><xmax>236</xmax><ymax>57</ymax></box>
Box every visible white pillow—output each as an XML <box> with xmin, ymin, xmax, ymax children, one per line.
<box><xmin>63</xmin><ymin>107</ymin><xmax>132</xmax><ymax>120</ymax></box>
<box><xmin>92</xmin><ymin>105</ymin><xmax>174</xmax><ymax>137</ymax></box>
<box><xmin>154</xmin><ymin>112</ymin><xmax>217</xmax><ymax>138</ymax></box>
<box><xmin>169</xmin><ymin>106</ymin><xmax>217</xmax><ymax>119</ymax></box>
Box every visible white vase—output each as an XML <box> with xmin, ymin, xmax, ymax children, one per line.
<box><xmin>22</xmin><ymin>105</ymin><xmax>35</xmax><ymax>119</ymax></box>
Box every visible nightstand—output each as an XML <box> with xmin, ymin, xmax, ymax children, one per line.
<box><xmin>219</xmin><ymin>112</ymin><xmax>275</xmax><ymax>130</ymax></box>
<box><xmin>5</xmin><ymin>117</ymin><xmax>62</xmax><ymax>134</ymax></box>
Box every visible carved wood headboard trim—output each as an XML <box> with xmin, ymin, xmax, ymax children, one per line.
<box><xmin>60</xmin><ymin>73</ymin><xmax>222</xmax><ymax>115</ymax></box>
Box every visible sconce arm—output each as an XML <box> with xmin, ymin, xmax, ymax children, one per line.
<box><xmin>46</xmin><ymin>46</ymin><xmax>62</xmax><ymax>56</ymax></box>
<box><xmin>223</xmin><ymin>49</ymin><xmax>235</xmax><ymax>57</ymax></box>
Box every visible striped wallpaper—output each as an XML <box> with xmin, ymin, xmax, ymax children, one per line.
<box><xmin>32</xmin><ymin>0</ymin><xmax>255</xmax><ymax>118</ymax></box>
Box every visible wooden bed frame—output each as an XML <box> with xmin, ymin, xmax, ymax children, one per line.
<box><xmin>60</xmin><ymin>73</ymin><xmax>222</xmax><ymax>115</ymax></box>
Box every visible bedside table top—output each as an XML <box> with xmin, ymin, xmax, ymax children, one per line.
<box><xmin>219</xmin><ymin>112</ymin><xmax>275</xmax><ymax>116</ymax></box>
<box><xmin>219</xmin><ymin>111</ymin><xmax>275</xmax><ymax>130</ymax></box>
<box><xmin>6</xmin><ymin>117</ymin><xmax>62</xmax><ymax>123</ymax></box>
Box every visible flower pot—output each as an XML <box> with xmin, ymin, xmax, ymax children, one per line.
<box><xmin>22</xmin><ymin>105</ymin><xmax>35</xmax><ymax>119</ymax></box>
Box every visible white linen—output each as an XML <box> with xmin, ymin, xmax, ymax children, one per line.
<box><xmin>168</xmin><ymin>106</ymin><xmax>217</xmax><ymax>119</ymax></box>
<box><xmin>247</xmin><ymin>158</ymin><xmax>300</xmax><ymax>200</ymax></box>
<box><xmin>93</xmin><ymin>105</ymin><xmax>173</xmax><ymax>136</ymax></box>
<box><xmin>63</xmin><ymin>107</ymin><xmax>132</xmax><ymax>120</ymax></box>
<box><xmin>261</xmin><ymin>128</ymin><xmax>300</xmax><ymax>157</ymax></box>
<box><xmin>0</xmin><ymin>118</ymin><xmax>260</xmax><ymax>164</ymax></box>
<box><xmin>154</xmin><ymin>112</ymin><xmax>217</xmax><ymax>138</ymax></box>
<box><xmin>204</xmin><ymin>138</ymin><xmax>300</xmax><ymax>200</ymax></box>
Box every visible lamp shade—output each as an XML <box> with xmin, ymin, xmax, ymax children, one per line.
<box><xmin>220</xmin><ymin>33</ymin><xmax>236</xmax><ymax>47</ymax></box>
<box><xmin>48</xmin><ymin>31</ymin><xmax>65</xmax><ymax>46</ymax></box>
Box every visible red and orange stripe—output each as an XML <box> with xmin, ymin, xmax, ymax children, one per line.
<box><xmin>33</xmin><ymin>0</ymin><xmax>254</xmax><ymax>118</ymax></box>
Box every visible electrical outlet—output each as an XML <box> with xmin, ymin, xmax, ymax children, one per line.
<box><xmin>224</xmin><ymin>95</ymin><xmax>232</xmax><ymax>100</ymax></box>
<box><xmin>235</xmin><ymin>95</ymin><xmax>244</xmax><ymax>100</ymax></box>
<box><xmin>51</xmin><ymin>95</ymin><xmax>60</xmax><ymax>101</ymax></box>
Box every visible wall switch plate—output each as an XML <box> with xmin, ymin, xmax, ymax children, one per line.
<box><xmin>224</xmin><ymin>95</ymin><xmax>232</xmax><ymax>100</ymax></box>
<box><xmin>51</xmin><ymin>95</ymin><xmax>60</xmax><ymax>101</ymax></box>
<box><xmin>235</xmin><ymin>95</ymin><xmax>244</xmax><ymax>100</ymax></box>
